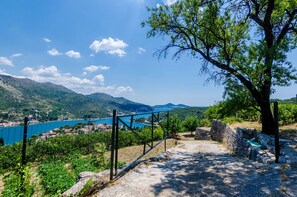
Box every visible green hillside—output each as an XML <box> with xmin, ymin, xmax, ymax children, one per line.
<box><xmin>0</xmin><ymin>75</ymin><xmax>152</xmax><ymax>122</ymax></box>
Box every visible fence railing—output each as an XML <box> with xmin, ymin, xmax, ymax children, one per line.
<box><xmin>109</xmin><ymin>110</ymin><xmax>170</xmax><ymax>180</ymax></box>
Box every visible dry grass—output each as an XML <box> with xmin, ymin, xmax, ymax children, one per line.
<box><xmin>230</xmin><ymin>121</ymin><xmax>297</xmax><ymax>139</ymax></box>
<box><xmin>105</xmin><ymin>139</ymin><xmax>177</xmax><ymax>164</ymax></box>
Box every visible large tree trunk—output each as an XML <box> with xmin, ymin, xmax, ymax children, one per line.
<box><xmin>260</xmin><ymin>101</ymin><xmax>275</xmax><ymax>135</ymax></box>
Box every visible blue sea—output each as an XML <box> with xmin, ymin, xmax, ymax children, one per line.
<box><xmin>0</xmin><ymin>112</ymin><xmax>164</xmax><ymax>145</ymax></box>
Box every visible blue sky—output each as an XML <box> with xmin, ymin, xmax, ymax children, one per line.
<box><xmin>0</xmin><ymin>0</ymin><xmax>296</xmax><ymax>106</ymax></box>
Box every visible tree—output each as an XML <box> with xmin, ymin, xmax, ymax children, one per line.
<box><xmin>143</xmin><ymin>0</ymin><xmax>297</xmax><ymax>135</ymax></box>
<box><xmin>182</xmin><ymin>116</ymin><xmax>199</xmax><ymax>135</ymax></box>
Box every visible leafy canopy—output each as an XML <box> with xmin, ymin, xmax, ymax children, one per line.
<box><xmin>143</xmin><ymin>0</ymin><xmax>297</xmax><ymax>103</ymax></box>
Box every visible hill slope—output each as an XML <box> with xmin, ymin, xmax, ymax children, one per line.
<box><xmin>0</xmin><ymin>75</ymin><xmax>152</xmax><ymax>121</ymax></box>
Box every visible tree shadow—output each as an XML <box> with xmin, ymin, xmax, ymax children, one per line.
<box><xmin>147</xmin><ymin>151</ymin><xmax>283</xmax><ymax>196</ymax></box>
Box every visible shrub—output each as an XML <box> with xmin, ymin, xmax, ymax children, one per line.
<box><xmin>182</xmin><ymin>116</ymin><xmax>199</xmax><ymax>134</ymax></box>
<box><xmin>222</xmin><ymin>117</ymin><xmax>243</xmax><ymax>124</ymax></box>
<box><xmin>198</xmin><ymin>119</ymin><xmax>211</xmax><ymax>127</ymax></box>
<box><xmin>39</xmin><ymin>162</ymin><xmax>76</xmax><ymax>195</ymax></box>
<box><xmin>2</xmin><ymin>164</ymin><xmax>34</xmax><ymax>197</ymax></box>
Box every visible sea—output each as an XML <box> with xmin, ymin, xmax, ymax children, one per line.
<box><xmin>0</xmin><ymin>110</ymin><xmax>169</xmax><ymax>145</ymax></box>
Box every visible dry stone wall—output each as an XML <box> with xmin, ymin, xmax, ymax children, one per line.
<box><xmin>207</xmin><ymin>120</ymin><xmax>291</xmax><ymax>164</ymax></box>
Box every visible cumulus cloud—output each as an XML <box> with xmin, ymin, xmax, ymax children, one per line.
<box><xmin>83</xmin><ymin>65</ymin><xmax>110</xmax><ymax>73</ymax></box>
<box><xmin>48</xmin><ymin>48</ymin><xmax>62</xmax><ymax>56</ymax></box>
<box><xmin>0</xmin><ymin>57</ymin><xmax>14</xmax><ymax>66</ymax></box>
<box><xmin>65</xmin><ymin>50</ymin><xmax>81</xmax><ymax>59</ymax></box>
<box><xmin>89</xmin><ymin>37</ymin><xmax>128</xmax><ymax>57</ymax></box>
<box><xmin>137</xmin><ymin>47</ymin><xmax>146</xmax><ymax>54</ymax></box>
<box><xmin>21</xmin><ymin>65</ymin><xmax>133</xmax><ymax>95</ymax></box>
<box><xmin>89</xmin><ymin>53</ymin><xmax>95</xmax><ymax>57</ymax></box>
<box><xmin>43</xmin><ymin>37</ymin><xmax>52</xmax><ymax>43</ymax></box>
<box><xmin>93</xmin><ymin>74</ymin><xmax>105</xmax><ymax>86</ymax></box>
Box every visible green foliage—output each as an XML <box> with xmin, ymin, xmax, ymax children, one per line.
<box><xmin>78</xmin><ymin>179</ymin><xmax>96</xmax><ymax>197</ymax></box>
<box><xmin>169</xmin><ymin>107</ymin><xmax>206</xmax><ymax>120</ymax></box>
<box><xmin>38</xmin><ymin>162</ymin><xmax>76</xmax><ymax>195</ymax></box>
<box><xmin>143</xmin><ymin>0</ymin><xmax>297</xmax><ymax>135</ymax></box>
<box><xmin>0</xmin><ymin>143</ymin><xmax>22</xmax><ymax>173</ymax></box>
<box><xmin>222</xmin><ymin>117</ymin><xmax>243</xmax><ymax>124</ymax></box>
<box><xmin>204</xmin><ymin>100</ymin><xmax>257</xmax><ymax>122</ymax></box>
<box><xmin>2</xmin><ymin>164</ymin><xmax>34</xmax><ymax>197</ymax></box>
<box><xmin>168</xmin><ymin>114</ymin><xmax>182</xmax><ymax>134</ymax></box>
<box><xmin>71</xmin><ymin>156</ymin><xmax>98</xmax><ymax>177</ymax></box>
<box><xmin>182</xmin><ymin>116</ymin><xmax>199</xmax><ymax>134</ymax></box>
<box><xmin>278</xmin><ymin>104</ymin><xmax>297</xmax><ymax>125</ymax></box>
<box><xmin>198</xmin><ymin>119</ymin><xmax>211</xmax><ymax>127</ymax></box>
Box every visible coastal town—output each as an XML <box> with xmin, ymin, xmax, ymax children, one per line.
<box><xmin>38</xmin><ymin>123</ymin><xmax>112</xmax><ymax>141</ymax></box>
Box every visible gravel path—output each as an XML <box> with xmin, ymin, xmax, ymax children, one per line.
<box><xmin>94</xmin><ymin>140</ymin><xmax>296</xmax><ymax>197</ymax></box>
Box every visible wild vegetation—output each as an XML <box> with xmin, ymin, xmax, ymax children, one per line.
<box><xmin>0</xmin><ymin>122</ymin><xmax>167</xmax><ymax>196</ymax></box>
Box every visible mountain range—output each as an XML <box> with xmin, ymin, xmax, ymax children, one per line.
<box><xmin>0</xmin><ymin>74</ymin><xmax>153</xmax><ymax>121</ymax></box>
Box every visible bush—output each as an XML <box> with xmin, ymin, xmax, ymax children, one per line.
<box><xmin>39</xmin><ymin>162</ymin><xmax>76</xmax><ymax>195</ymax></box>
<box><xmin>182</xmin><ymin>116</ymin><xmax>199</xmax><ymax>134</ymax></box>
<box><xmin>278</xmin><ymin>104</ymin><xmax>297</xmax><ymax>125</ymax></box>
<box><xmin>198</xmin><ymin>119</ymin><xmax>211</xmax><ymax>127</ymax></box>
<box><xmin>222</xmin><ymin>117</ymin><xmax>243</xmax><ymax>124</ymax></box>
<box><xmin>2</xmin><ymin>164</ymin><xmax>34</xmax><ymax>197</ymax></box>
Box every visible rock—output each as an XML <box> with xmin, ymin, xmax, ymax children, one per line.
<box><xmin>194</xmin><ymin>128</ymin><xmax>211</xmax><ymax>140</ymax></box>
<box><xmin>62</xmin><ymin>170</ymin><xmax>109</xmax><ymax>197</ymax></box>
<box><xmin>256</xmin><ymin>133</ymin><xmax>275</xmax><ymax>152</ymax></box>
<box><xmin>210</xmin><ymin>120</ymin><xmax>225</xmax><ymax>142</ymax></box>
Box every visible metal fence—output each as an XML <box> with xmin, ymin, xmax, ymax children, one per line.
<box><xmin>109</xmin><ymin>110</ymin><xmax>171</xmax><ymax>180</ymax></box>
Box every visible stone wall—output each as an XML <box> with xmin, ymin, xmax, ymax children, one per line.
<box><xmin>209</xmin><ymin>120</ymin><xmax>256</xmax><ymax>156</ymax></box>
<box><xmin>208</xmin><ymin>120</ymin><xmax>291</xmax><ymax>164</ymax></box>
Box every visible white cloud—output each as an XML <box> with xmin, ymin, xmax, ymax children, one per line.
<box><xmin>0</xmin><ymin>69</ymin><xmax>9</xmax><ymax>75</ymax></box>
<box><xmin>164</xmin><ymin>0</ymin><xmax>177</xmax><ymax>6</ymax></box>
<box><xmin>43</xmin><ymin>37</ymin><xmax>52</xmax><ymax>43</ymax></box>
<box><xmin>21</xmin><ymin>65</ymin><xmax>133</xmax><ymax>95</ymax></box>
<box><xmin>89</xmin><ymin>37</ymin><xmax>128</xmax><ymax>57</ymax></box>
<box><xmin>48</xmin><ymin>48</ymin><xmax>62</xmax><ymax>56</ymax></box>
<box><xmin>114</xmin><ymin>86</ymin><xmax>134</xmax><ymax>94</ymax></box>
<box><xmin>0</xmin><ymin>57</ymin><xmax>14</xmax><ymax>66</ymax></box>
<box><xmin>93</xmin><ymin>74</ymin><xmax>104</xmax><ymax>86</ymax></box>
<box><xmin>65</xmin><ymin>50</ymin><xmax>81</xmax><ymax>59</ymax></box>
<box><xmin>90</xmin><ymin>53</ymin><xmax>95</xmax><ymax>57</ymax></box>
<box><xmin>137</xmin><ymin>47</ymin><xmax>146</xmax><ymax>54</ymax></box>
<box><xmin>11</xmin><ymin>53</ymin><xmax>22</xmax><ymax>58</ymax></box>
<box><xmin>83</xmin><ymin>65</ymin><xmax>110</xmax><ymax>73</ymax></box>
<box><xmin>97</xmin><ymin>85</ymin><xmax>134</xmax><ymax>95</ymax></box>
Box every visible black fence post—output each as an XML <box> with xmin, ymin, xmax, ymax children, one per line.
<box><xmin>110</xmin><ymin>110</ymin><xmax>116</xmax><ymax>181</ymax></box>
<box><xmin>21</xmin><ymin>117</ymin><xmax>29</xmax><ymax>165</ymax></box>
<box><xmin>167</xmin><ymin>111</ymin><xmax>170</xmax><ymax>137</ymax></box>
<box><xmin>115</xmin><ymin>116</ymin><xmax>119</xmax><ymax>174</ymax></box>
<box><xmin>274</xmin><ymin>102</ymin><xmax>280</xmax><ymax>163</ymax></box>
<box><xmin>151</xmin><ymin>113</ymin><xmax>154</xmax><ymax>148</ymax></box>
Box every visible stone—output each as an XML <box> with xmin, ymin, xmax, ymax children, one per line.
<box><xmin>194</xmin><ymin>128</ymin><xmax>211</xmax><ymax>140</ymax></box>
<box><xmin>62</xmin><ymin>170</ymin><xmax>109</xmax><ymax>197</ymax></box>
<box><xmin>210</xmin><ymin>120</ymin><xmax>225</xmax><ymax>142</ymax></box>
<box><xmin>256</xmin><ymin>133</ymin><xmax>274</xmax><ymax>152</ymax></box>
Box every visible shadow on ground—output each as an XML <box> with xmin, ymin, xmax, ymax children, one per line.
<box><xmin>149</xmin><ymin>150</ymin><xmax>285</xmax><ymax>196</ymax></box>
